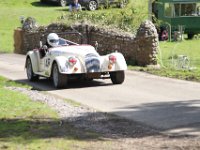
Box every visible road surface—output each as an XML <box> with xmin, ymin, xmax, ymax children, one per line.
<box><xmin>1</xmin><ymin>53</ymin><xmax>200</xmax><ymax>135</ymax></box>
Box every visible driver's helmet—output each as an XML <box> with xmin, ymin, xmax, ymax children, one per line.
<box><xmin>47</xmin><ymin>33</ymin><xmax>59</xmax><ymax>47</ymax></box>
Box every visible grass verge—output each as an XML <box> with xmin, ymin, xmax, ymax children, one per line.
<box><xmin>0</xmin><ymin>76</ymin><xmax>109</xmax><ymax>149</ymax></box>
<box><xmin>0</xmin><ymin>0</ymin><xmax>68</xmax><ymax>52</ymax></box>
<box><xmin>128</xmin><ymin>65</ymin><xmax>200</xmax><ymax>82</ymax></box>
<box><xmin>129</xmin><ymin>39</ymin><xmax>200</xmax><ymax>82</ymax></box>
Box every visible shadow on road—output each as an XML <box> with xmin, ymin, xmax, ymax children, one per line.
<box><xmin>14</xmin><ymin>78</ymin><xmax>113</xmax><ymax>91</ymax></box>
<box><xmin>6</xmin><ymin>78</ymin><xmax>200</xmax><ymax>140</ymax></box>
<box><xmin>114</xmin><ymin>100</ymin><xmax>200</xmax><ymax>137</ymax></box>
<box><xmin>1</xmin><ymin>100</ymin><xmax>200</xmax><ymax>144</ymax></box>
<box><xmin>1</xmin><ymin>94</ymin><xmax>200</xmax><ymax>144</ymax></box>
<box><xmin>0</xmin><ymin>112</ymin><xmax>159</xmax><ymax>143</ymax></box>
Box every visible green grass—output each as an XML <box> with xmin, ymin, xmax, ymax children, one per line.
<box><xmin>0</xmin><ymin>76</ymin><xmax>116</xmax><ymax>149</ymax></box>
<box><xmin>129</xmin><ymin>39</ymin><xmax>200</xmax><ymax>82</ymax></box>
<box><xmin>0</xmin><ymin>0</ymin><xmax>68</xmax><ymax>52</ymax></box>
<box><xmin>159</xmin><ymin>39</ymin><xmax>200</xmax><ymax>68</ymax></box>
<box><xmin>129</xmin><ymin>65</ymin><xmax>200</xmax><ymax>82</ymax></box>
<box><xmin>0</xmin><ymin>0</ymin><xmax>149</xmax><ymax>53</ymax></box>
<box><xmin>0</xmin><ymin>76</ymin><xmax>60</xmax><ymax>148</ymax></box>
<box><xmin>0</xmin><ymin>76</ymin><xmax>57</xmax><ymax>119</ymax></box>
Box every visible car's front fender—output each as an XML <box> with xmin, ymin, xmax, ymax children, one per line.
<box><xmin>52</xmin><ymin>56</ymin><xmax>84</xmax><ymax>75</ymax></box>
<box><xmin>25</xmin><ymin>51</ymin><xmax>39</xmax><ymax>73</ymax></box>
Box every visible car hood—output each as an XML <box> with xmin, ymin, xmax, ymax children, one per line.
<box><xmin>49</xmin><ymin>45</ymin><xmax>99</xmax><ymax>58</ymax></box>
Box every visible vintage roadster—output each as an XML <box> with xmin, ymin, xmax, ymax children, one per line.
<box><xmin>25</xmin><ymin>33</ymin><xmax>127</xmax><ymax>88</ymax></box>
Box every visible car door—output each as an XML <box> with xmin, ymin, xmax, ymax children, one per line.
<box><xmin>44</xmin><ymin>52</ymin><xmax>52</xmax><ymax>77</ymax></box>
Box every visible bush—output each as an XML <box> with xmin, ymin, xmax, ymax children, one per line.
<box><xmin>60</xmin><ymin>0</ymin><xmax>148</xmax><ymax>33</ymax></box>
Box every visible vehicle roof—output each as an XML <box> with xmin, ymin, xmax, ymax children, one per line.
<box><xmin>155</xmin><ymin>0</ymin><xmax>200</xmax><ymax>2</ymax></box>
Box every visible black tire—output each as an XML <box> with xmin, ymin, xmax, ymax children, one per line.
<box><xmin>85</xmin><ymin>78</ymin><xmax>93</xmax><ymax>82</ymax></box>
<box><xmin>188</xmin><ymin>33</ymin><xmax>194</xmax><ymax>39</ymax></box>
<box><xmin>52</xmin><ymin>63</ymin><xmax>68</xmax><ymax>88</ymax></box>
<box><xmin>110</xmin><ymin>71</ymin><xmax>125</xmax><ymax>84</ymax></box>
<box><xmin>40</xmin><ymin>0</ymin><xmax>47</xmax><ymax>3</ymax></box>
<box><xmin>88</xmin><ymin>0</ymin><xmax>98</xmax><ymax>11</ymax></box>
<box><xmin>59</xmin><ymin>0</ymin><xmax>67</xmax><ymax>7</ymax></box>
<box><xmin>26</xmin><ymin>58</ymin><xmax>39</xmax><ymax>81</ymax></box>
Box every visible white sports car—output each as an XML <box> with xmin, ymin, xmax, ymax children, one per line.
<box><xmin>25</xmin><ymin>33</ymin><xmax>127</xmax><ymax>88</ymax></box>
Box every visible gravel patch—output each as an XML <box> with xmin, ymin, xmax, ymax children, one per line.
<box><xmin>6</xmin><ymin>86</ymin><xmax>158</xmax><ymax>138</ymax></box>
<box><xmin>5</xmin><ymin>86</ymin><xmax>200</xmax><ymax>150</ymax></box>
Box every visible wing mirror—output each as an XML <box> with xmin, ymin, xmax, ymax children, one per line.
<box><xmin>42</xmin><ymin>45</ymin><xmax>48</xmax><ymax>50</ymax></box>
<box><xmin>42</xmin><ymin>45</ymin><xmax>48</xmax><ymax>56</ymax></box>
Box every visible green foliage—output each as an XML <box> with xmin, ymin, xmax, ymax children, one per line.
<box><xmin>65</xmin><ymin>1</ymin><xmax>148</xmax><ymax>32</ymax></box>
<box><xmin>0</xmin><ymin>0</ymin><xmax>149</xmax><ymax>52</ymax></box>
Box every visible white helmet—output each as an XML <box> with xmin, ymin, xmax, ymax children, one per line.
<box><xmin>47</xmin><ymin>33</ymin><xmax>59</xmax><ymax>47</ymax></box>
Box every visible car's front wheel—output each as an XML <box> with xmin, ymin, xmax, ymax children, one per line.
<box><xmin>88</xmin><ymin>0</ymin><xmax>98</xmax><ymax>11</ymax></box>
<box><xmin>52</xmin><ymin>63</ymin><xmax>68</xmax><ymax>88</ymax></box>
<box><xmin>59</xmin><ymin>0</ymin><xmax>67</xmax><ymax>7</ymax></box>
<box><xmin>26</xmin><ymin>58</ymin><xmax>39</xmax><ymax>81</ymax></box>
<box><xmin>110</xmin><ymin>71</ymin><xmax>125</xmax><ymax>84</ymax></box>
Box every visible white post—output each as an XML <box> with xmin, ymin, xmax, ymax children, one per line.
<box><xmin>148</xmin><ymin>0</ymin><xmax>152</xmax><ymax>21</ymax></box>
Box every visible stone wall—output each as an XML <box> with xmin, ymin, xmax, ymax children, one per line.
<box><xmin>135</xmin><ymin>20</ymin><xmax>159</xmax><ymax>65</ymax></box>
<box><xmin>14</xmin><ymin>20</ymin><xmax>159</xmax><ymax>66</ymax></box>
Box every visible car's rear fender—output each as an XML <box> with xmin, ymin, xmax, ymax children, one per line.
<box><xmin>100</xmin><ymin>52</ymin><xmax>127</xmax><ymax>72</ymax></box>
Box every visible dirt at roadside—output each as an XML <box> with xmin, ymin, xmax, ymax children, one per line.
<box><xmin>6</xmin><ymin>86</ymin><xmax>200</xmax><ymax>150</ymax></box>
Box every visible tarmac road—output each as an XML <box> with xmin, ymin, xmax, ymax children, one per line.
<box><xmin>1</xmin><ymin>53</ymin><xmax>200</xmax><ymax>136</ymax></box>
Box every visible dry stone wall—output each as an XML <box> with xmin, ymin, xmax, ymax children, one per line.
<box><xmin>14</xmin><ymin>20</ymin><xmax>159</xmax><ymax>66</ymax></box>
<box><xmin>135</xmin><ymin>20</ymin><xmax>159</xmax><ymax>65</ymax></box>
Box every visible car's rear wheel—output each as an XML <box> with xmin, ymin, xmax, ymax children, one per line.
<box><xmin>59</xmin><ymin>0</ymin><xmax>67</xmax><ymax>7</ymax></box>
<box><xmin>52</xmin><ymin>63</ymin><xmax>68</xmax><ymax>88</ymax></box>
<box><xmin>26</xmin><ymin>58</ymin><xmax>39</xmax><ymax>81</ymax></box>
<box><xmin>88</xmin><ymin>0</ymin><xmax>98</xmax><ymax>11</ymax></box>
<box><xmin>110</xmin><ymin>71</ymin><xmax>125</xmax><ymax>84</ymax></box>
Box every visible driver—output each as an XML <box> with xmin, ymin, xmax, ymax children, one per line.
<box><xmin>47</xmin><ymin>33</ymin><xmax>59</xmax><ymax>48</ymax></box>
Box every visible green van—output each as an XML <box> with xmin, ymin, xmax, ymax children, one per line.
<box><xmin>151</xmin><ymin>0</ymin><xmax>200</xmax><ymax>39</ymax></box>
